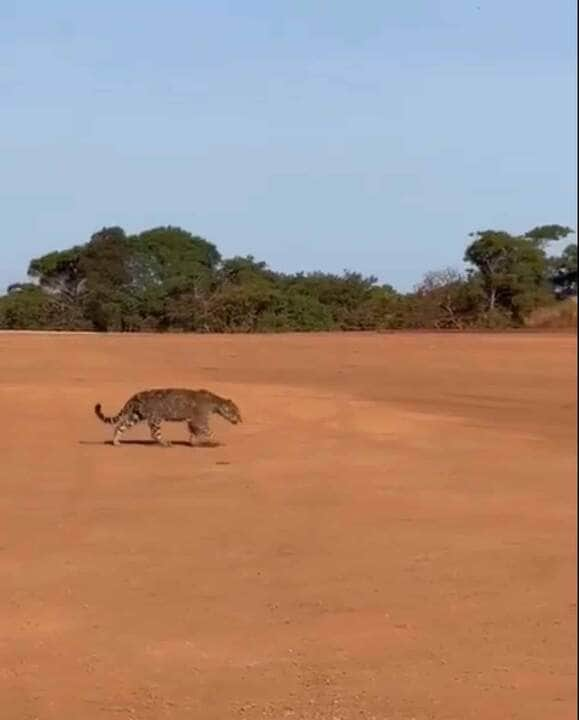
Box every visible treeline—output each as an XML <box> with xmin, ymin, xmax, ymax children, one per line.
<box><xmin>0</xmin><ymin>224</ymin><xmax>576</xmax><ymax>332</ymax></box>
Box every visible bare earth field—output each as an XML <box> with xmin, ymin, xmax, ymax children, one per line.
<box><xmin>0</xmin><ymin>332</ymin><xmax>576</xmax><ymax>720</ymax></box>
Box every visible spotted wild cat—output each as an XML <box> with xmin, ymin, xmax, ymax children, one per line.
<box><xmin>94</xmin><ymin>388</ymin><xmax>242</xmax><ymax>447</ymax></box>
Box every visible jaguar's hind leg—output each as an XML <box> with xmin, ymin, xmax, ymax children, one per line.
<box><xmin>112</xmin><ymin>413</ymin><xmax>141</xmax><ymax>446</ymax></box>
<box><xmin>149</xmin><ymin>419</ymin><xmax>171</xmax><ymax>447</ymax></box>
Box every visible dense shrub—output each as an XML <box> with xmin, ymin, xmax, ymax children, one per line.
<box><xmin>1</xmin><ymin>224</ymin><xmax>575</xmax><ymax>332</ymax></box>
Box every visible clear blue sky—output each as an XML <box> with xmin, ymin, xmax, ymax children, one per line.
<box><xmin>1</xmin><ymin>0</ymin><xmax>576</xmax><ymax>291</ymax></box>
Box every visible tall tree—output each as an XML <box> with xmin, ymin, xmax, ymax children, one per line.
<box><xmin>128</xmin><ymin>226</ymin><xmax>221</xmax><ymax>293</ymax></box>
<box><xmin>464</xmin><ymin>226</ymin><xmax>573</xmax><ymax>320</ymax></box>
<box><xmin>28</xmin><ymin>246</ymin><xmax>85</xmax><ymax>301</ymax></box>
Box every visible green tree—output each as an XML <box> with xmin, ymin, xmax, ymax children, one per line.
<box><xmin>128</xmin><ymin>226</ymin><xmax>221</xmax><ymax>293</ymax></box>
<box><xmin>551</xmin><ymin>243</ymin><xmax>577</xmax><ymax>299</ymax></box>
<box><xmin>126</xmin><ymin>227</ymin><xmax>222</xmax><ymax>331</ymax></box>
<box><xmin>28</xmin><ymin>246</ymin><xmax>85</xmax><ymax>301</ymax></box>
<box><xmin>78</xmin><ymin>227</ymin><xmax>133</xmax><ymax>331</ymax></box>
<box><xmin>524</xmin><ymin>224</ymin><xmax>574</xmax><ymax>247</ymax></box>
<box><xmin>464</xmin><ymin>226</ymin><xmax>572</xmax><ymax>321</ymax></box>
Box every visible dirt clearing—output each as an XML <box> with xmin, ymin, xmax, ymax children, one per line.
<box><xmin>0</xmin><ymin>332</ymin><xmax>576</xmax><ymax>719</ymax></box>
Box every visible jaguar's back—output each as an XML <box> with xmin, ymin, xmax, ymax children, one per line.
<box><xmin>131</xmin><ymin>388</ymin><xmax>208</xmax><ymax>421</ymax></box>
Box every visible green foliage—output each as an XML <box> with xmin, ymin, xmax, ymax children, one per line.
<box><xmin>218</xmin><ymin>255</ymin><xmax>276</xmax><ymax>288</ymax></box>
<box><xmin>0</xmin><ymin>285</ymin><xmax>84</xmax><ymax>330</ymax></box>
<box><xmin>128</xmin><ymin>226</ymin><xmax>221</xmax><ymax>293</ymax></box>
<box><xmin>551</xmin><ymin>243</ymin><xmax>577</xmax><ymax>298</ymax></box>
<box><xmin>28</xmin><ymin>246</ymin><xmax>85</xmax><ymax>300</ymax></box>
<box><xmin>524</xmin><ymin>225</ymin><xmax>575</xmax><ymax>246</ymax></box>
<box><xmin>1</xmin><ymin>222</ymin><xmax>574</xmax><ymax>332</ymax></box>
<box><xmin>464</xmin><ymin>226</ymin><xmax>575</xmax><ymax>322</ymax></box>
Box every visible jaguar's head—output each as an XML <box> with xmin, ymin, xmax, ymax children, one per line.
<box><xmin>216</xmin><ymin>397</ymin><xmax>242</xmax><ymax>425</ymax></box>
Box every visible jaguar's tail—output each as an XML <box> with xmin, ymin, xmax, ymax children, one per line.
<box><xmin>94</xmin><ymin>403</ymin><xmax>122</xmax><ymax>425</ymax></box>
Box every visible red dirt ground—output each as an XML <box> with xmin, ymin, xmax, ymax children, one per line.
<box><xmin>0</xmin><ymin>332</ymin><xmax>576</xmax><ymax>720</ymax></box>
